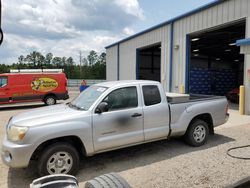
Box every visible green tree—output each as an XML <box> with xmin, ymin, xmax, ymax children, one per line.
<box><xmin>45</xmin><ymin>53</ymin><xmax>53</xmax><ymax>66</ymax></box>
<box><xmin>0</xmin><ymin>50</ymin><xmax>106</xmax><ymax>79</ymax></box>
<box><xmin>66</xmin><ymin>57</ymin><xmax>74</xmax><ymax>66</ymax></box>
<box><xmin>18</xmin><ymin>55</ymin><xmax>25</xmax><ymax>64</ymax></box>
<box><xmin>87</xmin><ymin>50</ymin><xmax>98</xmax><ymax>66</ymax></box>
<box><xmin>25</xmin><ymin>51</ymin><xmax>45</xmax><ymax>68</ymax></box>
<box><xmin>98</xmin><ymin>52</ymin><xmax>106</xmax><ymax>65</ymax></box>
<box><xmin>52</xmin><ymin>57</ymin><xmax>62</xmax><ymax>67</ymax></box>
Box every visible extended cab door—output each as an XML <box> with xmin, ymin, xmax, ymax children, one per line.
<box><xmin>141</xmin><ymin>84</ymin><xmax>170</xmax><ymax>141</ymax></box>
<box><xmin>0</xmin><ymin>76</ymin><xmax>9</xmax><ymax>103</ymax></box>
<box><xmin>92</xmin><ymin>86</ymin><xmax>144</xmax><ymax>152</ymax></box>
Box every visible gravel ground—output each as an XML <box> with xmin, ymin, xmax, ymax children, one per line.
<box><xmin>0</xmin><ymin>91</ymin><xmax>250</xmax><ymax>188</ymax></box>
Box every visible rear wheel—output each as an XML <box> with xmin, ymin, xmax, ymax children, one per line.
<box><xmin>37</xmin><ymin>142</ymin><xmax>80</xmax><ymax>176</ymax></box>
<box><xmin>184</xmin><ymin>119</ymin><xmax>209</xmax><ymax>147</ymax></box>
<box><xmin>44</xmin><ymin>95</ymin><xmax>57</xmax><ymax>105</ymax></box>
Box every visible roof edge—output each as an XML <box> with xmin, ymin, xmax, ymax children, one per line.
<box><xmin>105</xmin><ymin>0</ymin><xmax>226</xmax><ymax>49</ymax></box>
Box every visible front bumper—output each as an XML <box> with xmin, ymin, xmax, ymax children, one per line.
<box><xmin>1</xmin><ymin>137</ymin><xmax>33</xmax><ymax>168</ymax></box>
<box><xmin>56</xmin><ymin>92</ymin><xmax>69</xmax><ymax>100</ymax></box>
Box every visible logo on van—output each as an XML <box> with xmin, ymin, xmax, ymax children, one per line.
<box><xmin>31</xmin><ymin>77</ymin><xmax>58</xmax><ymax>92</ymax></box>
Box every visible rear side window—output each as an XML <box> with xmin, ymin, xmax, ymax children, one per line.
<box><xmin>103</xmin><ymin>87</ymin><xmax>138</xmax><ymax>111</ymax></box>
<box><xmin>142</xmin><ymin>85</ymin><xmax>161</xmax><ymax>106</ymax></box>
<box><xmin>0</xmin><ymin>77</ymin><xmax>7</xmax><ymax>87</ymax></box>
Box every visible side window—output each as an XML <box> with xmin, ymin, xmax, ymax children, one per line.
<box><xmin>0</xmin><ymin>77</ymin><xmax>7</xmax><ymax>87</ymax></box>
<box><xmin>103</xmin><ymin>87</ymin><xmax>138</xmax><ymax>111</ymax></box>
<box><xmin>142</xmin><ymin>85</ymin><xmax>161</xmax><ymax>106</ymax></box>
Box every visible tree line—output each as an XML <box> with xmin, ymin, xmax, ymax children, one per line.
<box><xmin>0</xmin><ymin>50</ymin><xmax>106</xmax><ymax>79</ymax></box>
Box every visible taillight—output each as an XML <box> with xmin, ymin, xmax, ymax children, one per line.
<box><xmin>65</xmin><ymin>81</ymin><xmax>68</xmax><ymax>91</ymax></box>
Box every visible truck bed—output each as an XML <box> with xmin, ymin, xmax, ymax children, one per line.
<box><xmin>167</xmin><ymin>93</ymin><xmax>228</xmax><ymax>136</ymax></box>
<box><xmin>166</xmin><ymin>93</ymin><xmax>225</xmax><ymax>104</ymax></box>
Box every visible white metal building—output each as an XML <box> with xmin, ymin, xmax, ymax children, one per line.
<box><xmin>106</xmin><ymin>0</ymin><xmax>250</xmax><ymax>115</ymax></box>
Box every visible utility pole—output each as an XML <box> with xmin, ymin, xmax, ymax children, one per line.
<box><xmin>79</xmin><ymin>51</ymin><xmax>82</xmax><ymax>79</ymax></box>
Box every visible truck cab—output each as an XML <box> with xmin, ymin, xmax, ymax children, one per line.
<box><xmin>90</xmin><ymin>81</ymin><xmax>170</xmax><ymax>151</ymax></box>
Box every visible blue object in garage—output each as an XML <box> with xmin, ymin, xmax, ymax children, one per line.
<box><xmin>190</xmin><ymin>68</ymin><xmax>212</xmax><ymax>95</ymax></box>
<box><xmin>189</xmin><ymin>68</ymin><xmax>237</xmax><ymax>96</ymax></box>
<box><xmin>79</xmin><ymin>85</ymin><xmax>89</xmax><ymax>92</ymax></box>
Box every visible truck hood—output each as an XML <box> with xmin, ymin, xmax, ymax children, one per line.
<box><xmin>11</xmin><ymin>104</ymin><xmax>88</xmax><ymax>127</ymax></box>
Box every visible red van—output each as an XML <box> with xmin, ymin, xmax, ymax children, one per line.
<box><xmin>0</xmin><ymin>69</ymin><xmax>69</xmax><ymax>105</ymax></box>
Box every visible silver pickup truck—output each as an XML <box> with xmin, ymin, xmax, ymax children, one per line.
<box><xmin>1</xmin><ymin>80</ymin><xmax>229</xmax><ymax>175</ymax></box>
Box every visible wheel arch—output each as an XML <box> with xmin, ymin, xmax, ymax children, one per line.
<box><xmin>31</xmin><ymin>135</ymin><xmax>87</xmax><ymax>161</ymax></box>
<box><xmin>43</xmin><ymin>93</ymin><xmax>57</xmax><ymax>101</ymax></box>
<box><xmin>187</xmin><ymin>113</ymin><xmax>214</xmax><ymax>134</ymax></box>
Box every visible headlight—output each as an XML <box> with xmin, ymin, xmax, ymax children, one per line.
<box><xmin>7</xmin><ymin>125</ymin><xmax>29</xmax><ymax>142</ymax></box>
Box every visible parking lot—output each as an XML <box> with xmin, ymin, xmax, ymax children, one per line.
<box><xmin>0</xmin><ymin>89</ymin><xmax>250</xmax><ymax>188</ymax></box>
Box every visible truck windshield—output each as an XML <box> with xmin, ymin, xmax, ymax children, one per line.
<box><xmin>70</xmin><ymin>86</ymin><xmax>107</xmax><ymax>110</ymax></box>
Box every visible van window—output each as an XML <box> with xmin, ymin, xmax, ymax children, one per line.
<box><xmin>0</xmin><ymin>77</ymin><xmax>7</xmax><ymax>87</ymax></box>
<box><xmin>103</xmin><ymin>87</ymin><xmax>138</xmax><ymax>111</ymax></box>
<box><xmin>142</xmin><ymin>85</ymin><xmax>161</xmax><ymax>106</ymax></box>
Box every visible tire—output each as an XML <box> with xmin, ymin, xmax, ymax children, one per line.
<box><xmin>37</xmin><ymin>142</ymin><xmax>80</xmax><ymax>176</ymax></box>
<box><xmin>184</xmin><ymin>119</ymin><xmax>209</xmax><ymax>147</ymax></box>
<box><xmin>85</xmin><ymin>173</ymin><xmax>131</xmax><ymax>188</ymax></box>
<box><xmin>44</xmin><ymin>95</ymin><xmax>57</xmax><ymax>105</ymax></box>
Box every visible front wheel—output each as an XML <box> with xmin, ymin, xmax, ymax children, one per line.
<box><xmin>184</xmin><ymin>119</ymin><xmax>209</xmax><ymax>147</ymax></box>
<box><xmin>37</xmin><ymin>143</ymin><xmax>80</xmax><ymax>176</ymax></box>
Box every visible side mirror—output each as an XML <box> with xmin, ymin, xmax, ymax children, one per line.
<box><xmin>95</xmin><ymin>102</ymin><xmax>108</xmax><ymax>114</ymax></box>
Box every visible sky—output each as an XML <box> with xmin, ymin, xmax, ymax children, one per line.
<box><xmin>0</xmin><ymin>0</ymin><xmax>214</xmax><ymax>64</ymax></box>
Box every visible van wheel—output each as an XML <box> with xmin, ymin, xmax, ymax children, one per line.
<box><xmin>37</xmin><ymin>143</ymin><xmax>79</xmax><ymax>176</ymax></box>
<box><xmin>184</xmin><ymin>119</ymin><xmax>209</xmax><ymax>147</ymax></box>
<box><xmin>44</xmin><ymin>95</ymin><xmax>56</xmax><ymax>105</ymax></box>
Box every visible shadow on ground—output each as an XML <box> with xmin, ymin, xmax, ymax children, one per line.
<box><xmin>0</xmin><ymin>104</ymin><xmax>44</xmax><ymax>111</ymax></box>
<box><xmin>7</xmin><ymin>133</ymin><xmax>235</xmax><ymax>188</ymax></box>
<box><xmin>0</xmin><ymin>102</ymin><xmax>66</xmax><ymax>111</ymax></box>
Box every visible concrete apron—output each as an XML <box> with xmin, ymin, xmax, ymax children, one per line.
<box><xmin>217</xmin><ymin>104</ymin><xmax>250</xmax><ymax>130</ymax></box>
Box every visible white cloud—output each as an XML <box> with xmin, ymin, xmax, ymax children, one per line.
<box><xmin>123</xmin><ymin>27</ymin><xmax>135</xmax><ymax>35</ymax></box>
<box><xmin>115</xmin><ymin>0</ymin><xmax>144</xmax><ymax>19</ymax></box>
<box><xmin>0</xmin><ymin>0</ymin><xmax>144</xmax><ymax>64</ymax></box>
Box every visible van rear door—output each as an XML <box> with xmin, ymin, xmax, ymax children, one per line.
<box><xmin>0</xmin><ymin>76</ymin><xmax>10</xmax><ymax>103</ymax></box>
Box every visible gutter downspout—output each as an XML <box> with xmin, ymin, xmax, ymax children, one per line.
<box><xmin>169</xmin><ymin>22</ymin><xmax>174</xmax><ymax>92</ymax></box>
<box><xmin>117</xmin><ymin>44</ymin><xmax>120</xmax><ymax>80</ymax></box>
<box><xmin>185</xmin><ymin>35</ymin><xmax>190</xmax><ymax>93</ymax></box>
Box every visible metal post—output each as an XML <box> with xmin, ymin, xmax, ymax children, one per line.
<box><xmin>179</xmin><ymin>84</ymin><xmax>185</xmax><ymax>94</ymax></box>
<box><xmin>239</xmin><ymin>85</ymin><xmax>245</xmax><ymax>115</ymax></box>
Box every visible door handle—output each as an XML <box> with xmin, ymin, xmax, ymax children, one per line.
<box><xmin>131</xmin><ymin>113</ymin><xmax>142</xmax><ymax>117</ymax></box>
<box><xmin>5</xmin><ymin>88</ymin><xmax>10</xmax><ymax>91</ymax></box>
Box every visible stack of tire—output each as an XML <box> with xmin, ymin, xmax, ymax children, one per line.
<box><xmin>30</xmin><ymin>173</ymin><xmax>131</xmax><ymax>188</ymax></box>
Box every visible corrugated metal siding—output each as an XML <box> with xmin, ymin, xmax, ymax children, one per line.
<box><xmin>106</xmin><ymin>45</ymin><xmax>118</xmax><ymax>81</ymax></box>
<box><xmin>240</xmin><ymin>45</ymin><xmax>250</xmax><ymax>53</ymax></box>
<box><xmin>118</xmin><ymin>25</ymin><xmax>170</xmax><ymax>90</ymax></box>
<box><xmin>106</xmin><ymin>0</ymin><xmax>250</xmax><ymax>93</ymax></box>
<box><xmin>245</xmin><ymin>17</ymin><xmax>250</xmax><ymax>114</ymax></box>
<box><xmin>172</xmin><ymin>0</ymin><xmax>249</xmax><ymax>92</ymax></box>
